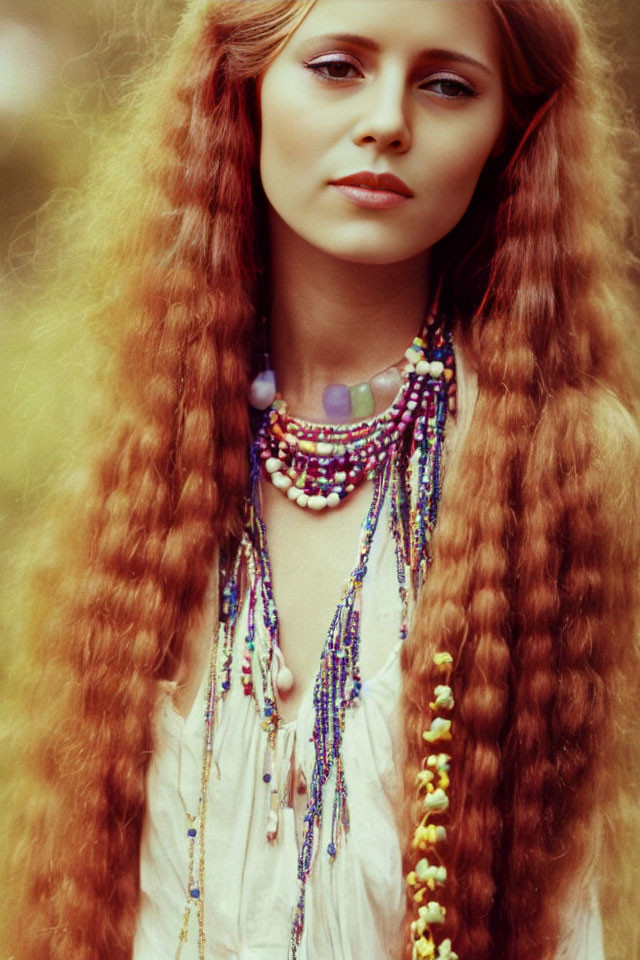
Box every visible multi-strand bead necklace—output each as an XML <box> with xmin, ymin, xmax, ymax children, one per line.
<box><xmin>175</xmin><ymin>320</ymin><xmax>456</xmax><ymax>960</ymax></box>
<box><xmin>259</xmin><ymin>332</ymin><xmax>453</xmax><ymax>511</ymax></box>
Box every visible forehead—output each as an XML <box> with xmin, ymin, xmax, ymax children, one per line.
<box><xmin>288</xmin><ymin>0</ymin><xmax>499</xmax><ymax>66</ymax></box>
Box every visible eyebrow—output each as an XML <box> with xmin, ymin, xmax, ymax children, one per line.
<box><xmin>304</xmin><ymin>33</ymin><xmax>494</xmax><ymax>77</ymax></box>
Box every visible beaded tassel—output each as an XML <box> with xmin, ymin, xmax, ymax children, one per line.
<box><xmin>290</xmin><ymin>460</ymin><xmax>391</xmax><ymax>954</ymax></box>
<box><xmin>389</xmin><ymin>326</ymin><xmax>454</xmax><ymax>641</ymax></box>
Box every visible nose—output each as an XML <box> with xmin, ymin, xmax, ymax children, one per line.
<box><xmin>351</xmin><ymin>74</ymin><xmax>411</xmax><ymax>153</ymax></box>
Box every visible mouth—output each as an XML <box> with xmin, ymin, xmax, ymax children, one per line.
<box><xmin>329</xmin><ymin>171</ymin><xmax>413</xmax><ymax>198</ymax></box>
<box><xmin>330</xmin><ymin>186</ymin><xmax>410</xmax><ymax>210</ymax></box>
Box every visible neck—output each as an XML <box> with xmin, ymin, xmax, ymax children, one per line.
<box><xmin>267</xmin><ymin>213</ymin><xmax>431</xmax><ymax>419</ymax></box>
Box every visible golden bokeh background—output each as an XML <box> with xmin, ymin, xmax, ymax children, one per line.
<box><xmin>0</xmin><ymin>0</ymin><xmax>638</xmax><ymax>684</ymax></box>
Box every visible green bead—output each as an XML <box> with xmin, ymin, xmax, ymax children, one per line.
<box><xmin>349</xmin><ymin>382</ymin><xmax>375</xmax><ymax>418</ymax></box>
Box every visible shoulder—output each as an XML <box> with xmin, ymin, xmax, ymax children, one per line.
<box><xmin>591</xmin><ymin>386</ymin><xmax>639</xmax><ymax>441</ymax></box>
<box><xmin>589</xmin><ymin>388</ymin><xmax>640</xmax><ymax>562</ymax></box>
<box><xmin>591</xmin><ymin>388</ymin><xmax>640</xmax><ymax>486</ymax></box>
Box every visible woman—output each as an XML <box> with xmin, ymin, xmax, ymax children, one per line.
<box><xmin>4</xmin><ymin>1</ymin><xmax>639</xmax><ymax>959</ymax></box>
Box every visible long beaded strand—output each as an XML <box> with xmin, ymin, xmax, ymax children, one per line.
<box><xmin>289</xmin><ymin>457</ymin><xmax>393</xmax><ymax>955</ymax></box>
<box><xmin>175</xmin><ymin>609</ymin><xmax>223</xmax><ymax>959</ymax></box>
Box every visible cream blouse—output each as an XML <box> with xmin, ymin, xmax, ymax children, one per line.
<box><xmin>133</xmin><ymin>346</ymin><xmax>605</xmax><ymax>960</ymax></box>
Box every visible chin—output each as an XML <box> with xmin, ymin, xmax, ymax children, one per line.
<box><xmin>324</xmin><ymin>244</ymin><xmax>432</xmax><ymax>267</ymax></box>
<box><xmin>310</xmin><ymin>232</ymin><xmax>432</xmax><ymax>266</ymax></box>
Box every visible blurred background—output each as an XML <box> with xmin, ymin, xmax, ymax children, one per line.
<box><xmin>0</xmin><ymin>0</ymin><xmax>639</xmax><ymax>653</ymax></box>
<box><xmin>0</xmin><ymin>0</ymin><xmax>182</xmax><ymax>666</ymax></box>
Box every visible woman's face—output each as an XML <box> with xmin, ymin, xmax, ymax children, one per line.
<box><xmin>258</xmin><ymin>0</ymin><xmax>505</xmax><ymax>265</ymax></box>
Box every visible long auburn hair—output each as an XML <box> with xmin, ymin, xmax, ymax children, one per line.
<box><xmin>3</xmin><ymin>1</ymin><xmax>639</xmax><ymax>959</ymax></box>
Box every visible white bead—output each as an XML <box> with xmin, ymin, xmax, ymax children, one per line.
<box><xmin>276</xmin><ymin>666</ymin><xmax>295</xmax><ymax>694</ymax></box>
<box><xmin>249</xmin><ymin>372</ymin><xmax>276</xmax><ymax>410</ymax></box>
<box><xmin>407</xmin><ymin>400</ymin><xmax>417</xmax><ymax>411</ymax></box>
<box><xmin>429</xmin><ymin>360</ymin><xmax>444</xmax><ymax>378</ymax></box>
<box><xmin>346</xmin><ymin>484</ymin><xmax>355</xmax><ymax>492</ymax></box>
<box><xmin>326</xmin><ymin>492</ymin><xmax>341</xmax><ymax>508</ymax></box>
<box><xmin>416</xmin><ymin>359</ymin><xmax>430</xmax><ymax>375</ymax></box>
<box><xmin>404</xmin><ymin>347</ymin><xmax>422</xmax><ymax>365</ymax></box>
<box><xmin>316</xmin><ymin>442</ymin><xmax>333</xmax><ymax>456</ymax></box>
<box><xmin>307</xmin><ymin>495</ymin><xmax>328</xmax><ymax>511</ymax></box>
<box><xmin>335</xmin><ymin>471</ymin><xmax>347</xmax><ymax>483</ymax></box>
<box><xmin>371</xmin><ymin>366</ymin><xmax>402</xmax><ymax>396</ymax></box>
<box><xmin>287</xmin><ymin>485</ymin><xmax>300</xmax><ymax>500</ymax></box>
<box><xmin>334</xmin><ymin>444</ymin><xmax>346</xmax><ymax>456</ymax></box>
<box><xmin>296</xmin><ymin>493</ymin><xmax>309</xmax><ymax>508</ymax></box>
<box><xmin>271</xmin><ymin>472</ymin><xmax>292</xmax><ymax>491</ymax></box>
<box><xmin>284</xmin><ymin>432</ymin><xmax>298</xmax><ymax>445</ymax></box>
<box><xmin>265</xmin><ymin>457</ymin><xmax>282</xmax><ymax>474</ymax></box>
<box><xmin>266</xmin><ymin>810</ymin><xmax>278</xmax><ymax>841</ymax></box>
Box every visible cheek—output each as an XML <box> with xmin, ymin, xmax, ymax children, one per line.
<box><xmin>425</xmin><ymin>123</ymin><xmax>500</xmax><ymax>208</ymax></box>
<box><xmin>259</xmin><ymin>76</ymin><xmax>320</xmax><ymax>197</ymax></box>
<box><xmin>263</xmin><ymin>128</ymin><xmax>313</xmax><ymax>181</ymax></box>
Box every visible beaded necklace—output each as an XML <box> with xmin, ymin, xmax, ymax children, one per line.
<box><xmin>175</xmin><ymin>322</ymin><xmax>455</xmax><ymax>960</ymax></box>
<box><xmin>260</xmin><ymin>330</ymin><xmax>452</xmax><ymax>511</ymax></box>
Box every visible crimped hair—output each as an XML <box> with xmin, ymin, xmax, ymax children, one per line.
<box><xmin>3</xmin><ymin>2</ymin><xmax>639</xmax><ymax>960</ymax></box>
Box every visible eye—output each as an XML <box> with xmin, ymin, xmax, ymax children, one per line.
<box><xmin>304</xmin><ymin>56</ymin><xmax>362</xmax><ymax>83</ymax></box>
<box><xmin>421</xmin><ymin>74</ymin><xmax>477</xmax><ymax>100</ymax></box>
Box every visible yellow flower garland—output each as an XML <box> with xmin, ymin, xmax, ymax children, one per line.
<box><xmin>406</xmin><ymin>651</ymin><xmax>458</xmax><ymax>960</ymax></box>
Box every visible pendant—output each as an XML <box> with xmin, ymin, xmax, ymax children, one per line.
<box><xmin>273</xmin><ymin>646</ymin><xmax>295</xmax><ymax>694</ymax></box>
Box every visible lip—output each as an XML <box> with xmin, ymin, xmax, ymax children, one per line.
<box><xmin>330</xmin><ymin>184</ymin><xmax>410</xmax><ymax>210</ymax></box>
<box><xmin>330</xmin><ymin>171</ymin><xmax>413</xmax><ymax>197</ymax></box>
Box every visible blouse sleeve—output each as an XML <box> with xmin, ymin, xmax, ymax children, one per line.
<box><xmin>546</xmin><ymin>735</ymin><xmax>606</xmax><ymax>960</ymax></box>
<box><xmin>555</xmin><ymin>861</ymin><xmax>605</xmax><ymax>960</ymax></box>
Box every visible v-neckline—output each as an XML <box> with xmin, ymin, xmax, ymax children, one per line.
<box><xmin>254</xmin><ymin>472</ymin><xmax>387</xmax><ymax>729</ymax></box>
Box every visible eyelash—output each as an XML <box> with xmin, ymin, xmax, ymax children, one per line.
<box><xmin>303</xmin><ymin>57</ymin><xmax>478</xmax><ymax>100</ymax></box>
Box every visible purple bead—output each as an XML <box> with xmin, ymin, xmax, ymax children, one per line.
<box><xmin>322</xmin><ymin>383</ymin><xmax>351</xmax><ymax>419</ymax></box>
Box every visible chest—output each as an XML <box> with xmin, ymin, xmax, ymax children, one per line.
<box><xmin>259</xmin><ymin>478</ymin><xmax>399</xmax><ymax>723</ymax></box>
<box><xmin>168</xmin><ymin>475</ymin><xmax>406</xmax><ymax>724</ymax></box>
